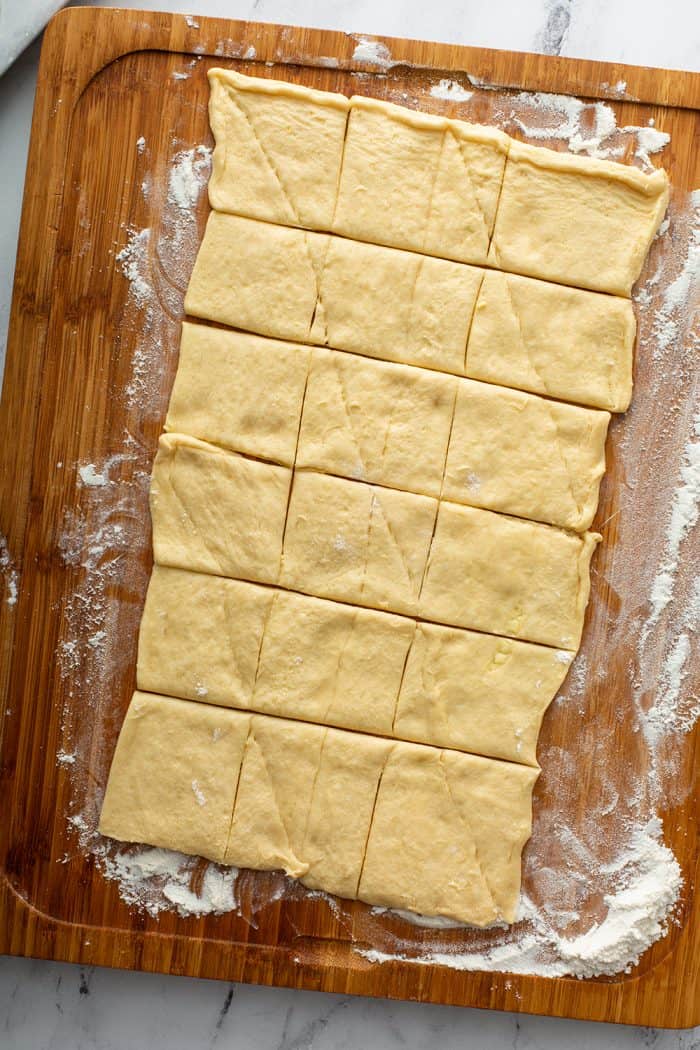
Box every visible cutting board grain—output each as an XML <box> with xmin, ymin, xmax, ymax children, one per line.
<box><xmin>1</xmin><ymin>6</ymin><xmax>698</xmax><ymax>1028</ymax></box>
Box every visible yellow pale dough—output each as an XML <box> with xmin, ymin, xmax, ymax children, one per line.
<box><xmin>420</xmin><ymin>502</ymin><xmax>600</xmax><ymax>648</ymax></box>
<box><xmin>296</xmin><ymin>348</ymin><xmax>457</xmax><ymax>496</ymax></box>
<box><xmin>333</xmin><ymin>96</ymin><xmax>508</xmax><ymax>264</ymax></box>
<box><xmin>442</xmin><ymin>378</ymin><xmax>610</xmax><ymax>531</ymax></box>
<box><xmin>358</xmin><ymin>741</ymin><xmax>538</xmax><ymax>924</ymax></box>
<box><xmin>394</xmin><ymin>623</ymin><xmax>572</xmax><ymax>764</ymax></box>
<box><xmin>184</xmin><ymin>212</ymin><xmax>482</xmax><ymax>375</ymax></box>
<box><xmin>99</xmin><ymin>691</ymin><xmax>250</xmax><ymax>863</ymax></box>
<box><xmin>466</xmin><ymin>270</ymin><xmax>636</xmax><ymax>411</ymax></box>
<box><xmin>150</xmin><ymin>433</ymin><xmax>290</xmax><ymax>582</ymax></box>
<box><xmin>280</xmin><ymin>470</ymin><xmax>438</xmax><ymax>616</ymax></box>
<box><xmin>137</xmin><ymin>567</ymin><xmax>572</xmax><ymax>764</ymax></box>
<box><xmin>100</xmin><ymin>694</ymin><xmax>538</xmax><ymax>923</ymax></box>
<box><xmin>207</xmin><ymin>69</ymin><xmax>349</xmax><ymax>229</ymax></box>
<box><xmin>166</xmin><ymin>323</ymin><xmax>310</xmax><ymax>464</ymax></box>
<box><xmin>489</xmin><ymin>139</ymin><xmax>669</xmax><ymax>296</ymax></box>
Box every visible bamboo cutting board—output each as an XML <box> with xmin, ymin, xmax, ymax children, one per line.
<box><xmin>1</xmin><ymin>6</ymin><xmax>698</xmax><ymax>1028</ymax></box>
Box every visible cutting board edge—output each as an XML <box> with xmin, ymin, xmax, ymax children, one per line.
<box><xmin>0</xmin><ymin>5</ymin><xmax>698</xmax><ymax>1030</ymax></box>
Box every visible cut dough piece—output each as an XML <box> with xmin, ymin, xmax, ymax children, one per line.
<box><xmin>280</xmin><ymin>470</ymin><xmax>438</xmax><ymax>616</ymax></box>
<box><xmin>150</xmin><ymin>433</ymin><xmax>290</xmax><ymax>582</ymax></box>
<box><xmin>296</xmin><ymin>349</ymin><xmax>457</xmax><ymax>496</ymax></box>
<box><xmin>137</xmin><ymin>567</ymin><xmax>571</xmax><ymax>762</ymax></box>
<box><xmin>358</xmin><ymin>742</ymin><xmax>538</xmax><ymax>924</ymax></box>
<box><xmin>185</xmin><ymin>212</ymin><xmax>330</xmax><ymax>344</ymax></box>
<box><xmin>319</xmin><ymin>236</ymin><xmax>482</xmax><ymax>374</ymax></box>
<box><xmin>420</xmin><ymin>502</ymin><xmax>600</xmax><ymax>648</ymax></box>
<box><xmin>300</xmin><ymin>727</ymin><xmax>390</xmax><ymax>899</ymax></box>
<box><xmin>488</xmin><ymin>140</ymin><xmax>669</xmax><ymax>296</ymax></box>
<box><xmin>225</xmin><ymin>715</ymin><xmax>322</xmax><ymax>877</ymax></box>
<box><xmin>394</xmin><ymin>623</ymin><xmax>572</xmax><ymax>765</ymax></box>
<box><xmin>165</xmin><ymin>323</ymin><xmax>310</xmax><ymax>465</ymax></box>
<box><xmin>137</xmin><ymin>567</ymin><xmax>274</xmax><ymax>707</ymax></box>
<box><xmin>254</xmin><ymin>589</ymin><xmax>414</xmax><ymax>733</ymax></box>
<box><xmin>466</xmin><ymin>270</ymin><xmax>636</xmax><ymax>412</ymax></box>
<box><xmin>333</xmin><ymin>96</ymin><xmax>508</xmax><ymax>264</ymax></box>
<box><xmin>184</xmin><ymin>213</ymin><xmax>483</xmax><ymax>375</ymax></box>
<box><xmin>225</xmin><ymin>716</ymin><xmax>390</xmax><ymax>900</ymax></box>
<box><xmin>99</xmin><ymin>691</ymin><xmax>250</xmax><ymax>863</ymax></box>
<box><xmin>207</xmin><ymin>68</ymin><xmax>349</xmax><ymax>229</ymax></box>
<box><xmin>442</xmin><ymin>379</ymin><xmax>610</xmax><ymax>531</ymax></box>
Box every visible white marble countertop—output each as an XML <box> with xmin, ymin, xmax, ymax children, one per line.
<box><xmin>0</xmin><ymin>2</ymin><xmax>698</xmax><ymax>1047</ymax></box>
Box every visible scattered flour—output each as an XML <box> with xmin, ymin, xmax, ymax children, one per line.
<box><xmin>100</xmin><ymin>847</ymin><xmax>238</xmax><ymax>917</ymax></box>
<box><xmin>430</xmin><ymin>79</ymin><xmax>473</xmax><ymax>103</ymax></box>
<box><xmin>191</xmin><ymin>779</ymin><xmax>207</xmax><ymax>806</ymax></box>
<box><xmin>184</xmin><ymin>14</ymin><xmax>199</xmax><ymax>29</ymax></box>
<box><xmin>242</xmin><ymin>45</ymin><xmax>256</xmax><ymax>61</ymax></box>
<box><xmin>168</xmin><ymin>145</ymin><xmax>212</xmax><ymax>213</ymax></box>
<box><xmin>78</xmin><ymin>463</ymin><xmax>110</xmax><ymax>487</ymax></box>
<box><xmin>351</xmin><ymin>38</ymin><xmax>393</xmax><ymax>68</ymax></box>
<box><xmin>135</xmin><ymin>135</ymin><xmax>146</xmax><ymax>154</ymax></box>
<box><xmin>0</xmin><ymin>533</ymin><xmax>19</xmax><ymax>606</ymax></box>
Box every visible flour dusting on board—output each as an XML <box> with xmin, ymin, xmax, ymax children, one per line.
<box><xmin>56</xmin><ymin>83</ymin><xmax>698</xmax><ymax>978</ymax></box>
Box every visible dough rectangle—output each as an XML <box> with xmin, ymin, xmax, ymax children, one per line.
<box><xmin>442</xmin><ymin>378</ymin><xmax>610</xmax><ymax>531</ymax></box>
<box><xmin>295</xmin><ymin>348</ymin><xmax>457</xmax><ymax>497</ymax></box>
<box><xmin>98</xmin><ymin>691</ymin><xmax>251</xmax><ymax>863</ymax></box>
<box><xmin>488</xmin><ymin>139</ymin><xmax>669</xmax><ymax>296</ymax></box>
<box><xmin>466</xmin><ymin>269</ymin><xmax>636</xmax><ymax>412</ymax></box>
<box><xmin>420</xmin><ymin>502</ymin><xmax>600</xmax><ymax>649</ymax></box>
<box><xmin>332</xmin><ymin>96</ymin><xmax>509</xmax><ymax>265</ymax></box>
<box><xmin>149</xmin><ymin>433</ymin><xmax>291</xmax><ymax>583</ymax></box>
<box><xmin>207</xmin><ymin>69</ymin><xmax>349</xmax><ymax>230</ymax></box>
<box><xmin>279</xmin><ymin>470</ymin><xmax>438</xmax><ymax>616</ymax></box>
<box><xmin>166</xmin><ymin>323</ymin><xmax>311</xmax><ymax>465</ymax></box>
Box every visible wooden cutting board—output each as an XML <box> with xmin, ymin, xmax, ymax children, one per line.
<box><xmin>1</xmin><ymin>6</ymin><xmax>698</xmax><ymax>1028</ymax></box>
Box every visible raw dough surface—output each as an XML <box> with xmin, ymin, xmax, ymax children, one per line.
<box><xmin>100</xmin><ymin>73</ymin><xmax>669</xmax><ymax>924</ymax></box>
<box><xmin>185</xmin><ymin>212</ymin><xmax>637</xmax><ymax>408</ymax></box>
<box><xmin>150</xmin><ymin>433</ymin><xmax>290</xmax><ymax>582</ymax></box>
<box><xmin>207</xmin><ymin>68</ymin><xmax>349</xmax><ymax>229</ymax></box>
<box><xmin>166</xmin><ymin>323</ymin><xmax>310</xmax><ymax>464</ymax></box>
<box><xmin>100</xmin><ymin>692</ymin><xmax>538</xmax><ymax>924</ymax></box>
<box><xmin>467</xmin><ymin>270</ymin><xmax>636</xmax><ymax>412</ymax></box>
<box><xmin>137</xmin><ymin>566</ymin><xmax>573</xmax><ymax>764</ymax></box>
<box><xmin>332</xmin><ymin>96</ymin><xmax>508</xmax><ymax>264</ymax></box>
<box><xmin>489</xmin><ymin>140</ymin><xmax>669</xmax><ymax>296</ymax></box>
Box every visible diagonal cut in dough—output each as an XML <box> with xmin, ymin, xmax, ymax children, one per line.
<box><xmin>332</xmin><ymin>96</ymin><xmax>509</xmax><ymax>265</ymax></box>
<box><xmin>136</xmin><ymin>567</ymin><xmax>574</xmax><ymax>765</ymax></box>
<box><xmin>489</xmin><ymin>139</ymin><xmax>669</xmax><ymax>296</ymax></box>
<box><xmin>207</xmin><ymin>68</ymin><xmax>349</xmax><ymax>230</ymax></box>
<box><xmin>466</xmin><ymin>269</ymin><xmax>636</xmax><ymax>412</ymax></box>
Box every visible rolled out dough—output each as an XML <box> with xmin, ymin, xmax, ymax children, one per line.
<box><xmin>137</xmin><ymin>566</ymin><xmax>573</xmax><ymax>765</ymax></box>
<box><xmin>100</xmin><ymin>73</ymin><xmax>668</xmax><ymax>923</ymax></box>
<box><xmin>185</xmin><ymin>211</ymin><xmax>637</xmax><ymax>410</ymax></box>
<box><xmin>489</xmin><ymin>140</ymin><xmax>669</xmax><ymax>296</ymax></box>
<box><xmin>99</xmin><ymin>692</ymin><xmax>538</xmax><ymax>924</ymax></box>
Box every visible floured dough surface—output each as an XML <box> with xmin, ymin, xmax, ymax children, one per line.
<box><xmin>101</xmin><ymin>72</ymin><xmax>667</xmax><ymax>925</ymax></box>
